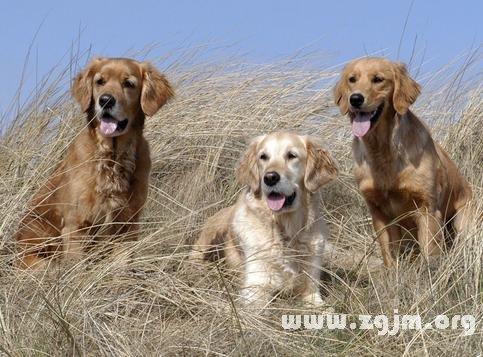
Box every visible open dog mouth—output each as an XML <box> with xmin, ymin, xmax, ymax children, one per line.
<box><xmin>98</xmin><ymin>112</ymin><xmax>129</xmax><ymax>137</ymax></box>
<box><xmin>348</xmin><ymin>103</ymin><xmax>384</xmax><ymax>138</ymax></box>
<box><xmin>266</xmin><ymin>192</ymin><xmax>297</xmax><ymax>212</ymax></box>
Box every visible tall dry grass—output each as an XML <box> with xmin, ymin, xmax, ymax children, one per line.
<box><xmin>0</xmin><ymin>51</ymin><xmax>481</xmax><ymax>356</ymax></box>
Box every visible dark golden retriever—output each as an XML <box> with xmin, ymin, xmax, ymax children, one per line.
<box><xmin>334</xmin><ymin>57</ymin><xmax>472</xmax><ymax>266</ymax></box>
<box><xmin>15</xmin><ymin>57</ymin><xmax>174</xmax><ymax>269</ymax></box>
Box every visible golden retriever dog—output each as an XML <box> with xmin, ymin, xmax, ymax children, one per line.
<box><xmin>334</xmin><ymin>57</ymin><xmax>472</xmax><ymax>267</ymax></box>
<box><xmin>192</xmin><ymin>132</ymin><xmax>338</xmax><ymax>308</ymax></box>
<box><xmin>15</xmin><ymin>57</ymin><xmax>174</xmax><ymax>269</ymax></box>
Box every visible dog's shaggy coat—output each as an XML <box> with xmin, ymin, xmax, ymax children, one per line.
<box><xmin>192</xmin><ymin>132</ymin><xmax>338</xmax><ymax>308</ymax></box>
<box><xmin>334</xmin><ymin>57</ymin><xmax>472</xmax><ymax>266</ymax></box>
<box><xmin>15</xmin><ymin>57</ymin><xmax>174</xmax><ymax>269</ymax></box>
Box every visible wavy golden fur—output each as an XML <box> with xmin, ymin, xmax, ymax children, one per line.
<box><xmin>15</xmin><ymin>57</ymin><xmax>174</xmax><ymax>269</ymax></box>
<box><xmin>334</xmin><ymin>57</ymin><xmax>472</xmax><ymax>266</ymax></box>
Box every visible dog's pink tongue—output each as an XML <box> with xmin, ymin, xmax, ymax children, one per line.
<box><xmin>267</xmin><ymin>194</ymin><xmax>285</xmax><ymax>211</ymax></box>
<box><xmin>352</xmin><ymin>112</ymin><xmax>372</xmax><ymax>138</ymax></box>
<box><xmin>100</xmin><ymin>118</ymin><xmax>118</xmax><ymax>136</ymax></box>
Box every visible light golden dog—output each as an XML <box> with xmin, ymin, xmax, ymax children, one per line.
<box><xmin>192</xmin><ymin>132</ymin><xmax>338</xmax><ymax>308</ymax></box>
<box><xmin>334</xmin><ymin>57</ymin><xmax>472</xmax><ymax>266</ymax></box>
<box><xmin>15</xmin><ymin>57</ymin><xmax>174</xmax><ymax>269</ymax></box>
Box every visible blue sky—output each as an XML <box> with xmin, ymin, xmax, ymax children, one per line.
<box><xmin>0</xmin><ymin>0</ymin><xmax>481</xmax><ymax>114</ymax></box>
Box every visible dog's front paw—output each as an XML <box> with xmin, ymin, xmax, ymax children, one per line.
<box><xmin>240</xmin><ymin>286</ymin><xmax>272</xmax><ymax>311</ymax></box>
<box><xmin>301</xmin><ymin>294</ymin><xmax>335</xmax><ymax>314</ymax></box>
<box><xmin>301</xmin><ymin>292</ymin><xmax>325</xmax><ymax>306</ymax></box>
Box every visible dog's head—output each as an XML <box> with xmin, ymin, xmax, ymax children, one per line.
<box><xmin>334</xmin><ymin>57</ymin><xmax>421</xmax><ymax>138</ymax></box>
<box><xmin>72</xmin><ymin>57</ymin><xmax>174</xmax><ymax>137</ymax></box>
<box><xmin>236</xmin><ymin>132</ymin><xmax>338</xmax><ymax>213</ymax></box>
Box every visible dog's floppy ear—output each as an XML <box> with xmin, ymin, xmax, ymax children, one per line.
<box><xmin>333</xmin><ymin>70</ymin><xmax>349</xmax><ymax>115</ymax></box>
<box><xmin>141</xmin><ymin>62</ymin><xmax>174</xmax><ymax>116</ymax></box>
<box><xmin>304</xmin><ymin>136</ymin><xmax>338</xmax><ymax>192</ymax></box>
<box><xmin>392</xmin><ymin>62</ymin><xmax>421</xmax><ymax>115</ymax></box>
<box><xmin>236</xmin><ymin>135</ymin><xmax>264</xmax><ymax>193</ymax></box>
<box><xmin>72</xmin><ymin>58</ymin><xmax>103</xmax><ymax>112</ymax></box>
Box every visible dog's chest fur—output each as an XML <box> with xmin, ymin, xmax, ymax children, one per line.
<box><xmin>234</xmin><ymin>194</ymin><xmax>315</xmax><ymax>266</ymax></box>
<box><xmin>91</xmin><ymin>138</ymin><xmax>137</xmax><ymax>221</ymax></box>
<box><xmin>353</xmin><ymin>119</ymin><xmax>437</xmax><ymax>216</ymax></box>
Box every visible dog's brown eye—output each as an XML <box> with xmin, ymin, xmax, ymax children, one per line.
<box><xmin>123</xmin><ymin>80</ymin><xmax>135</xmax><ymax>88</ymax></box>
<box><xmin>95</xmin><ymin>78</ymin><xmax>105</xmax><ymax>86</ymax></box>
<box><xmin>260</xmin><ymin>153</ymin><xmax>268</xmax><ymax>161</ymax></box>
<box><xmin>373</xmin><ymin>76</ymin><xmax>384</xmax><ymax>83</ymax></box>
<box><xmin>287</xmin><ymin>152</ymin><xmax>297</xmax><ymax>160</ymax></box>
<box><xmin>348</xmin><ymin>76</ymin><xmax>357</xmax><ymax>83</ymax></box>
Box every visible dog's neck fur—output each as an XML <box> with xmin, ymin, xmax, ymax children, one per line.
<box><xmin>274</xmin><ymin>193</ymin><xmax>313</xmax><ymax>240</ymax></box>
<box><xmin>360</xmin><ymin>107</ymin><xmax>427</xmax><ymax>155</ymax></box>
<box><xmin>355</xmin><ymin>107</ymin><xmax>403</xmax><ymax>174</ymax></box>
<box><xmin>247</xmin><ymin>189</ymin><xmax>314</xmax><ymax>241</ymax></box>
<box><xmin>354</xmin><ymin>107</ymin><xmax>431</xmax><ymax>187</ymax></box>
<box><xmin>359</xmin><ymin>106</ymin><xmax>397</xmax><ymax>159</ymax></box>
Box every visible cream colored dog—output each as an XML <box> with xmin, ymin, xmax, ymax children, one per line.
<box><xmin>192</xmin><ymin>132</ymin><xmax>338</xmax><ymax>308</ymax></box>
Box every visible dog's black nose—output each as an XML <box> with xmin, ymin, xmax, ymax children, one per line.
<box><xmin>264</xmin><ymin>172</ymin><xmax>280</xmax><ymax>186</ymax></box>
<box><xmin>349</xmin><ymin>93</ymin><xmax>364</xmax><ymax>108</ymax></box>
<box><xmin>99</xmin><ymin>94</ymin><xmax>116</xmax><ymax>109</ymax></box>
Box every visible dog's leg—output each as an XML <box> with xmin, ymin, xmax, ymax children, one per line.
<box><xmin>15</xmin><ymin>219</ymin><xmax>61</xmax><ymax>270</ymax></box>
<box><xmin>415</xmin><ymin>208</ymin><xmax>443</xmax><ymax>259</ymax></box>
<box><xmin>369</xmin><ymin>207</ymin><xmax>397</xmax><ymax>267</ymax></box>
<box><xmin>224</xmin><ymin>238</ymin><xmax>243</xmax><ymax>269</ymax></box>
<box><xmin>295</xmin><ymin>238</ymin><xmax>326</xmax><ymax>307</ymax></box>
<box><xmin>109</xmin><ymin>221</ymin><xmax>139</xmax><ymax>268</ymax></box>
<box><xmin>62</xmin><ymin>224</ymin><xmax>85</xmax><ymax>264</ymax></box>
<box><xmin>298</xmin><ymin>263</ymin><xmax>325</xmax><ymax>306</ymax></box>
<box><xmin>15</xmin><ymin>244</ymin><xmax>47</xmax><ymax>270</ymax></box>
<box><xmin>241</xmin><ymin>256</ymin><xmax>273</xmax><ymax>309</ymax></box>
<box><xmin>190</xmin><ymin>236</ymin><xmax>210</xmax><ymax>262</ymax></box>
<box><xmin>190</xmin><ymin>223</ymin><xmax>220</xmax><ymax>263</ymax></box>
<box><xmin>452</xmin><ymin>197</ymin><xmax>473</xmax><ymax>235</ymax></box>
<box><xmin>452</xmin><ymin>209</ymin><xmax>466</xmax><ymax>235</ymax></box>
<box><xmin>387</xmin><ymin>224</ymin><xmax>403</xmax><ymax>253</ymax></box>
